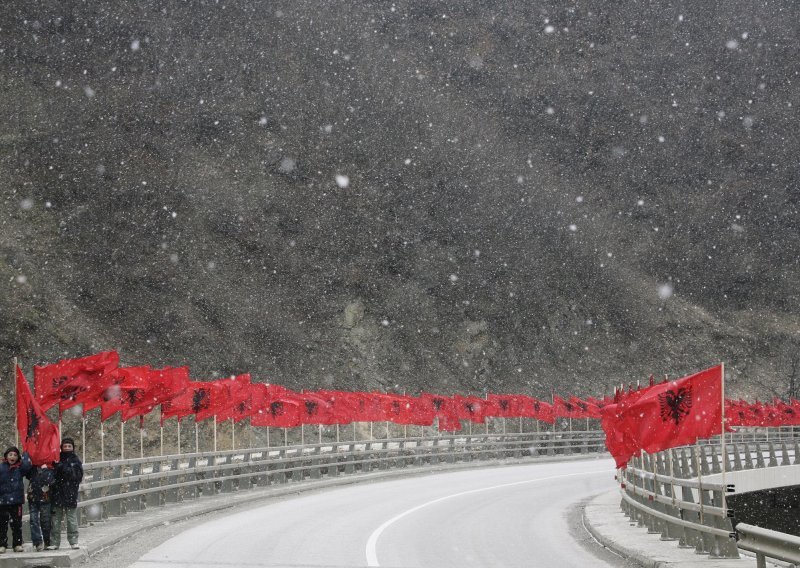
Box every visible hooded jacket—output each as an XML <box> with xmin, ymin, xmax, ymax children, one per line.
<box><xmin>0</xmin><ymin>451</ymin><xmax>33</xmax><ymax>505</ymax></box>
<box><xmin>51</xmin><ymin>450</ymin><xmax>83</xmax><ymax>508</ymax></box>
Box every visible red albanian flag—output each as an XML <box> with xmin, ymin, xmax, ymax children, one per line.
<box><xmin>16</xmin><ymin>366</ymin><xmax>60</xmax><ymax>466</ymax></box>
<box><xmin>419</xmin><ymin>393</ymin><xmax>461</xmax><ymax>432</ymax></box>
<box><xmin>99</xmin><ymin>366</ymin><xmax>150</xmax><ymax>421</ymax></box>
<box><xmin>623</xmin><ymin>364</ymin><xmax>724</xmax><ymax>456</ymax></box>
<box><xmin>122</xmin><ymin>366</ymin><xmax>190</xmax><ymax>422</ymax></box>
<box><xmin>215</xmin><ymin>374</ymin><xmax>252</xmax><ymax>423</ymax></box>
<box><xmin>34</xmin><ymin>351</ymin><xmax>119</xmax><ymax>413</ymax></box>
<box><xmin>249</xmin><ymin>384</ymin><xmax>303</xmax><ymax>428</ymax></box>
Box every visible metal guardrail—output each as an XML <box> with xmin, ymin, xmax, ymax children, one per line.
<box><xmin>619</xmin><ymin>429</ymin><xmax>800</xmax><ymax>560</ymax></box>
<box><xmin>736</xmin><ymin>523</ymin><xmax>800</xmax><ymax>568</ymax></box>
<box><xmin>65</xmin><ymin>430</ymin><xmax>606</xmax><ymax>525</ymax></box>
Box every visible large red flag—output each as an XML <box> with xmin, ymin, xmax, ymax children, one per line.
<box><xmin>418</xmin><ymin>393</ymin><xmax>461</xmax><ymax>431</ymax></box>
<box><xmin>315</xmin><ymin>390</ymin><xmax>360</xmax><ymax>424</ymax></box>
<box><xmin>33</xmin><ymin>351</ymin><xmax>119</xmax><ymax>412</ymax></box>
<box><xmin>249</xmin><ymin>384</ymin><xmax>303</xmax><ymax>427</ymax></box>
<box><xmin>619</xmin><ymin>364</ymin><xmax>724</xmax><ymax>456</ymax></box>
<box><xmin>121</xmin><ymin>367</ymin><xmax>190</xmax><ymax>422</ymax></box>
<box><xmin>160</xmin><ymin>381</ymin><xmax>226</xmax><ymax>423</ymax></box>
<box><xmin>519</xmin><ymin>397</ymin><xmax>554</xmax><ymax>424</ymax></box>
<box><xmin>99</xmin><ymin>366</ymin><xmax>150</xmax><ymax>421</ymax></box>
<box><xmin>16</xmin><ymin>366</ymin><xmax>60</xmax><ymax>466</ymax></box>
<box><xmin>214</xmin><ymin>374</ymin><xmax>252</xmax><ymax>423</ymax></box>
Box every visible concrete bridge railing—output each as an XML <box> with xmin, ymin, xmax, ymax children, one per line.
<box><xmin>618</xmin><ymin>427</ymin><xmax>800</xmax><ymax>561</ymax></box>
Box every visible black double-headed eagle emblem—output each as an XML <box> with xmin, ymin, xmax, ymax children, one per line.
<box><xmin>658</xmin><ymin>386</ymin><xmax>693</xmax><ymax>425</ymax></box>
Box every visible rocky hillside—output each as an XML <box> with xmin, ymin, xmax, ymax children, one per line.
<box><xmin>1</xmin><ymin>0</ymin><xmax>798</xmax><ymax>411</ymax></box>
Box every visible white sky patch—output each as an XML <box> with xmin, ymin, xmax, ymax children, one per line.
<box><xmin>335</xmin><ymin>174</ymin><xmax>350</xmax><ymax>188</ymax></box>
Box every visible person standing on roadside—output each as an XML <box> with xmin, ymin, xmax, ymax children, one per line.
<box><xmin>48</xmin><ymin>438</ymin><xmax>83</xmax><ymax>550</ymax></box>
<box><xmin>0</xmin><ymin>447</ymin><xmax>32</xmax><ymax>553</ymax></box>
<box><xmin>26</xmin><ymin>464</ymin><xmax>54</xmax><ymax>551</ymax></box>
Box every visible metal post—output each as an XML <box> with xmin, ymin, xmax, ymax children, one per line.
<box><xmin>213</xmin><ymin>418</ymin><xmax>217</xmax><ymax>452</ymax></box>
<box><xmin>100</xmin><ymin>420</ymin><xmax>105</xmax><ymax>462</ymax></box>
<box><xmin>12</xmin><ymin>358</ymin><xmax>19</xmax><ymax>447</ymax></box>
<box><xmin>195</xmin><ymin>422</ymin><xmax>199</xmax><ymax>453</ymax></box>
<box><xmin>121</xmin><ymin>419</ymin><xmax>125</xmax><ymax>460</ymax></box>
<box><xmin>231</xmin><ymin>419</ymin><xmax>235</xmax><ymax>450</ymax></box>
<box><xmin>81</xmin><ymin>417</ymin><xmax>86</xmax><ymax>462</ymax></box>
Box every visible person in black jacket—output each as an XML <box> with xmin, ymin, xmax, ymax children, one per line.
<box><xmin>47</xmin><ymin>439</ymin><xmax>83</xmax><ymax>550</ymax></box>
<box><xmin>26</xmin><ymin>464</ymin><xmax>54</xmax><ymax>551</ymax></box>
<box><xmin>0</xmin><ymin>447</ymin><xmax>33</xmax><ymax>553</ymax></box>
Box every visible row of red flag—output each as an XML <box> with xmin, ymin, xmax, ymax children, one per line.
<box><xmin>20</xmin><ymin>351</ymin><xmax>609</xmax><ymax>428</ymax></box>
<box><xmin>16</xmin><ymin>352</ymin><xmax>800</xmax><ymax>468</ymax></box>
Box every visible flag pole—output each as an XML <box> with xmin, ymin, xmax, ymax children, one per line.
<box><xmin>13</xmin><ymin>357</ymin><xmax>19</xmax><ymax>447</ymax></box>
<box><xmin>720</xmin><ymin>362</ymin><xmax>727</xmax><ymax>517</ymax></box>
<box><xmin>81</xmin><ymin>416</ymin><xmax>86</xmax><ymax>462</ymax></box>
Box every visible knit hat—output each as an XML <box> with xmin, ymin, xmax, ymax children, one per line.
<box><xmin>60</xmin><ymin>438</ymin><xmax>75</xmax><ymax>449</ymax></box>
<box><xmin>4</xmin><ymin>447</ymin><xmax>21</xmax><ymax>459</ymax></box>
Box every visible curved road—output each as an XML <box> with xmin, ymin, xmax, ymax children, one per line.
<box><xmin>129</xmin><ymin>457</ymin><xmax>621</xmax><ymax>568</ymax></box>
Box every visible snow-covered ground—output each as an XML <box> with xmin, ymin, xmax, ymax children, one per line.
<box><xmin>128</xmin><ymin>457</ymin><xmax>621</xmax><ymax>568</ymax></box>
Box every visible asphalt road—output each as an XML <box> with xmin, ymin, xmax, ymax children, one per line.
<box><xmin>125</xmin><ymin>457</ymin><xmax>625</xmax><ymax>568</ymax></box>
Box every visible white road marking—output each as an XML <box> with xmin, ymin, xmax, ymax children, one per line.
<box><xmin>365</xmin><ymin>468</ymin><xmax>609</xmax><ymax>566</ymax></box>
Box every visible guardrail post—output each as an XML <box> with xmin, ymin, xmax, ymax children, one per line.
<box><xmin>755</xmin><ymin>443</ymin><xmax>766</xmax><ymax>469</ymax></box>
<box><xmin>658</xmin><ymin>450</ymin><xmax>681</xmax><ymax>541</ymax></box>
<box><xmin>184</xmin><ymin>457</ymin><xmax>198</xmax><ymax>500</ymax></box>
<box><xmin>731</xmin><ymin>444</ymin><xmax>743</xmax><ymax>471</ymax></box>
<box><xmin>127</xmin><ymin>462</ymin><xmax>144</xmax><ymax>512</ymax></box>
<box><xmin>767</xmin><ymin>442</ymin><xmax>778</xmax><ymax>467</ymax></box>
<box><xmin>709</xmin><ymin>488</ymin><xmax>739</xmax><ymax>559</ymax></box>
<box><xmin>146</xmin><ymin>461</ymin><xmax>163</xmax><ymax>508</ymax></box>
<box><xmin>85</xmin><ymin>465</ymin><xmax>107</xmax><ymax>523</ymax></box>
<box><xmin>165</xmin><ymin>458</ymin><xmax>181</xmax><ymax>503</ymax></box>
<box><xmin>710</xmin><ymin>447</ymin><xmax>722</xmax><ymax>474</ymax></box>
<box><xmin>779</xmin><ymin>442</ymin><xmax>791</xmax><ymax>466</ymax></box>
<box><xmin>794</xmin><ymin>441</ymin><xmax>800</xmax><ymax>465</ymax></box>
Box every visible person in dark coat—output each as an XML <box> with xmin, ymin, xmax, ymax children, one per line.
<box><xmin>0</xmin><ymin>447</ymin><xmax>32</xmax><ymax>553</ymax></box>
<box><xmin>48</xmin><ymin>439</ymin><xmax>83</xmax><ymax>550</ymax></box>
<box><xmin>26</xmin><ymin>464</ymin><xmax>54</xmax><ymax>551</ymax></box>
